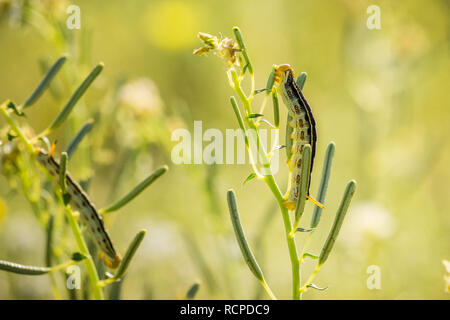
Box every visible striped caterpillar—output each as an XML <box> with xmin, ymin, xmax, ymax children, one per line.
<box><xmin>275</xmin><ymin>64</ymin><xmax>323</xmax><ymax>211</ymax></box>
<box><xmin>35</xmin><ymin>147</ymin><xmax>121</xmax><ymax>269</ymax></box>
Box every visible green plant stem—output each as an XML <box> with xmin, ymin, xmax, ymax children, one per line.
<box><xmin>298</xmin><ymin>234</ymin><xmax>313</xmax><ymax>265</ymax></box>
<box><xmin>230</xmin><ymin>70</ymin><xmax>252</xmax><ymax>115</ymax></box>
<box><xmin>56</xmin><ymin>155</ymin><xmax>103</xmax><ymax>299</ymax></box>
<box><xmin>230</xmin><ymin>70</ymin><xmax>301</xmax><ymax>300</ymax></box>
<box><xmin>61</xmin><ymin>202</ymin><xmax>103</xmax><ymax>300</ymax></box>
<box><xmin>230</xmin><ymin>72</ymin><xmax>271</xmax><ymax>175</ymax></box>
<box><xmin>257</xmin><ymin>93</ymin><xmax>269</xmax><ymax>117</ymax></box>
<box><xmin>0</xmin><ymin>102</ymin><xmax>34</xmax><ymax>154</ymax></box>
<box><xmin>230</xmin><ymin>97</ymin><xmax>261</xmax><ymax>177</ymax></box>
<box><xmin>0</xmin><ymin>103</ymin><xmax>104</xmax><ymax>300</ymax></box>
<box><xmin>261</xmin><ymin>280</ymin><xmax>276</xmax><ymax>300</ymax></box>
<box><xmin>264</xmin><ymin>174</ymin><xmax>301</xmax><ymax>300</ymax></box>
<box><xmin>299</xmin><ymin>265</ymin><xmax>321</xmax><ymax>293</ymax></box>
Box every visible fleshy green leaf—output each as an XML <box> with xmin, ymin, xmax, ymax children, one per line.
<box><xmin>243</xmin><ymin>173</ymin><xmax>257</xmax><ymax>184</ymax></box>
<box><xmin>23</xmin><ymin>55</ymin><xmax>67</xmax><ymax>108</ymax></box>
<box><xmin>265</xmin><ymin>65</ymin><xmax>277</xmax><ymax>93</ymax></box>
<box><xmin>71</xmin><ymin>252</ymin><xmax>88</xmax><ymax>262</ymax></box>
<box><xmin>296</xmin><ymin>72</ymin><xmax>307</xmax><ymax>90</ymax></box>
<box><xmin>227</xmin><ymin>189</ymin><xmax>265</xmax><ymax>282</ymax></box>
<box><xmin>0</xmin><ymin>260</ymin><xmax>50</xmax><ymax>275</ymax></box>
<box><xmin>319</xmin><ymin>180</ymin><xmax>357</xmax><ymax>266</ymax></box>
<box><xmin>7</xmin><ymin>132</ymin><xmax>17</xmax><ymax>141</ymax></box>
<box><xmin>114</xmin><ymin>230</ymin><xmax>146</xmax><ymax>280</ymax></box>
<box><xmin>101</xmin><ymin>166</ymin><xmax>168</xmax><ymax>213</ymax></box>
<box><xmin>7</xmin><ymin>101</ymin><xmax>25</xmax><ymax>117</ymax></box>
<box><xmin>46</xmin><ymin>63</ymin><xmax>103</xmax><ymax>133</ymax></box>
<box><xmin>311</xmin><ymin>142</ymin><xmax>335</xmax><ymax>228</ymax></box>
<box><xmin>303</xmin><ymin>252</ymin><xmax>319</xmax><ymax>260</ymax></box>
<box><xmin>254</xmin><ymin>88</ymin><xmax>267</xmax><ymax>95</ymax></box>
<box><xmin>307</xmin><ymin>283</ymin><xmax>328</xmax><ymax>291</ymax></box>
<box><xmin>247</xmin><ymin>113</ymin><xmax>264</xmax><ymax>119</ymax></box>
<box><xmin>63</xmin><ymin>193</ymin><xmax>71</xmax><ymax>206</ymax></box>
<box><xmin>186</xmin><ymin>282</ymin><xmax>200</xmax><ymax>300</ymax></box>
<box><xmin>272</xmin><ymin>87</ymin><xmax>279</xmax><ymax>128</ymax></box>
<box><xmin>66</xmin><ymin>119</ymin><xmax>94</xmax><ymax>159</ymax></box>
<box><xmin>233</xmin><ymin>26</ymin><xmax>253</xmax><ymax>75</ymax></box>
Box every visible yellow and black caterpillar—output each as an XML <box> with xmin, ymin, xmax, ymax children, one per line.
<box><xmin>36</xmin><ymin>148</ymin><xmax>121</xmax><ymax>268</ymax></box>
<box><xmin>275</xmin><ymin>64</ymin><xmax>323</xmax><ymax>211</ymax></box>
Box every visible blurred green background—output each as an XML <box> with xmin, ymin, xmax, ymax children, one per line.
<box><xmin>0</xmin><ymin>0</ymin><xmax>449</xmax><ymax>299</ymax></box>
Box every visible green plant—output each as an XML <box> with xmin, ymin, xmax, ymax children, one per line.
<box><xmin>0</xmin><ymin>57</ymin><xmax>167</xmax><ymax>299</ymax></box>
<box><xmin>185</xmin><ymin>281</ymin><xmax>201</xmax><ymax>300</ymax></box>
<box><xmin>195</xmin><ymin>27</ymin><xmax>357</xmax><ymax>300</ymax></box>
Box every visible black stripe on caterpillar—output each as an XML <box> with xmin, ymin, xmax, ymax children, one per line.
<box><xmin>36</xmin><ymin>150</ymin><xmax>121</xmax><ymax>268</ymax></box>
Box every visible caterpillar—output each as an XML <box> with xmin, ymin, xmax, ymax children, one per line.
<box><xmin>275</xmin><ymin>64</ymin><xmax>323</xmax><ymax>211</ymax></box>
<box><xmin>35</xmin><ymin>146</ymin><xmax>121</xmax><ymax>269</ymax></box>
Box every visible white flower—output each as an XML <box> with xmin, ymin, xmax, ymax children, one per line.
<box><xmin>342</xmin><ymin>201</ymin><xmax>396</xmax><ymax>244</ymax></box>
<box><xmin>119</xmin><ymin>78</ymin><xmax>163</xmax><ymax>115</ymax></box>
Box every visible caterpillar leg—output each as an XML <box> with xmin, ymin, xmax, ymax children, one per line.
<box><xmin>49</xmin><ymin>141</ymin><xmax>57</xmax><ymax>156</ymax></box>
<box><xmin>307</xmin><ymin>195</ymin><xmax>325</xmax><ymax>209</ymax></box>
<box><xmin>283</xmin><ymin>200</ymin><xmax>296</xmax><ymax>211</ymax></box>
<box><xmin>284</xmin><ymin>196</ymin><xmax>324</xmax><ymax>211</ymax></box>
<box><xmin>98</xmin><ymin>252</ymin><xmax>122</xmax><ymax>269</ymax></box>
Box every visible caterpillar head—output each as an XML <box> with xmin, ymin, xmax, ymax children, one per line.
<box><xmin>274</xmin><ymin>64</ymin><xmax>294</xmax><ymax>84</ymax></box>
<box><xmin>34</xmin><ymin>141</ymin><xmax>56</xmax><ymax>158</ymax></box>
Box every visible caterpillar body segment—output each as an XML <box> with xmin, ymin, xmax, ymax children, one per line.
<box><xmin>35</xmin><ymin>150</ymin><xmax>121</xmax><ymax>268</ymax></box>
<box><xmin>285</xmin><ymin>112</ymin><xmax>294</xmax><ymax>160</ymax></box>
<box><xmin>275</xmin><ymin>64</ymin><xmax>323</xmax><ymax>210</ymax></box>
